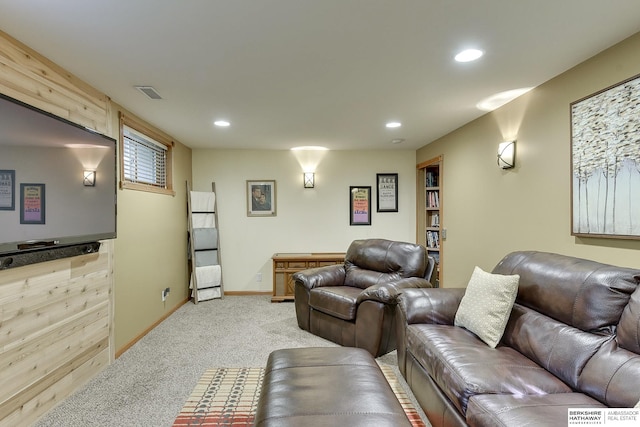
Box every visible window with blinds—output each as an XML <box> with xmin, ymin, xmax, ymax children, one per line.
<box><xmin>119</xmin><ymin>113</ymin><xmax>174</xmax><ymax>195</ymax></box>
<box><xmin>123</xmin><ymin>126</ymin><xmax>167</xmax><ymax>187</ymax></box>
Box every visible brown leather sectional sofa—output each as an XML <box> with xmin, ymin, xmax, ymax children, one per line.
<box><xmin>396</xmin><ymin>251</ymin><xmax>640</xmax><ymax>427</ymax></box>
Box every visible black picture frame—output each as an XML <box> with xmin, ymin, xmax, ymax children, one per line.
<box><xmin>349</xmin><ymin>186</ymin><xmax>371</xmax><ymax>225</ymax></box>
<box><xmin>376</xmin><ymin>173</ymin><xmax>398</xmax><ymax>212</ymax></box>
<box><xmin>20</xmin><ymin>183</ymin><xmax>45</xmax><ymax>224</ymax></box>
<box><xmin>0</xmin><ymin>169</ymin><xmax>15</xmax><ymax>211</ymax></box>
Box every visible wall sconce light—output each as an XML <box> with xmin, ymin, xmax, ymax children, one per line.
<box><xmin>497</xmin><ymin>140</ymin><xmax>516</xmax><ymax>169</ymax></box>
<box><xmin>303</xmin><ymin>172</ymin><xmax>315</xmax><ymax>188</ymax></box>
<box><xmin>83</xmin><ymin>170</ymin><xmax>96</xmax><ymax>186</ymax></box>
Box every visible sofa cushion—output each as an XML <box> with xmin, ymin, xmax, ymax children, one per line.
<box><xmin>454</xmin><ymin>266</ymin><xmax>519</xmax><ymax>348</ymax></box>
<box><xmin>492</xmin><ymin>251</ymin><xmax>640</xmax><ymax>332</ymax></box>
<box><xmin>406</xmin><ymin>324</ymin><xmax>571</xmax><ymax>414</ymax></box>
<box><xmin>344</xmin><ymin>267</ymin><xmax>403</xmax><ymax>290</ymax></box>
<box><xmin>466</xmin><ymin>393</ymin><xmax>606</xmax><ymax>427</ymax></box>
<box><xmin>344</xmin><ymin>239</ymin><xmax>427</xmax><ymax>289</ymax></box>
<box><xmin>617</xmin><ymin>285</ymin><xmax>640</xmax><ymax>354</ymax></box>
<box><xmin>503</xmin><ymin>303</ymin><xmax>612</xmax><ymax>391</ymax></box>
<box><xmin>578</xmin><ymin>338</ymin><xmax>640</xmax><ymax>407</ymax></box>
<box><xmin>309</xmin><ymin>286</ymin><xmax>361</xmax><ymax>321</ymax></box>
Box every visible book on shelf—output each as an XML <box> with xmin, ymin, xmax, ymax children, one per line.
<box><xmin>426</xmin><ymin>230</ymin><xmax>440</xmax><ymax>249</ymax></box>
<box><xmin>430</xmin><ymin>212</ymin><xmax>439</xmax><ymax>227</ymax></box>
<box><xmin>425</xmin><ymin>171</ymin><xmax>438</xmax><ymax>187</ymax></box>
<box><xmin>427</xmin><ymin>191</ymin><xmax>440</xmax><ymax>208</ymax></box>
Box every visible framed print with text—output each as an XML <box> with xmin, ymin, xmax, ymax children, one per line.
<box><xmin>349</xmin><ymin>186</ymin><xmax>371</xmax><ymax>225</ymax></box>
<box><xmin>247</xmin><ymin>180</ymin><xmax>276</xmax><ymax>217</ymax></box>
<box><xmin>0</xmin><ymin>170</ymin><xmax>15</xmax><ymax>210</ymax></box>
<box><xmin>20</xmin><ymin>183</ymin><xmax>45</xmax><ymax>224</ymax></box>
<box><xmin>376</xmin><ymin>173</ymin><xmax>398</xmax><ymax>212</ymax></box>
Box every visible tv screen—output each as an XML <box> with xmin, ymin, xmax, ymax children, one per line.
<box><xmin>0</xmin><ymin>93</ymin><xmax>116</xmax><ymax>258</ymax></box>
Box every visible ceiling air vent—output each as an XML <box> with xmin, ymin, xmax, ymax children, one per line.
<box><xmin>135</xmin><ymin>85</ymin><xmax>162</xmax><ymax>100</ymax></box>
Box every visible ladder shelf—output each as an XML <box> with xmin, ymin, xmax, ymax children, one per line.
<box><xmin>187</xmin><ymin>181</ymin><xmax>223</xmax><ymax>303</ymax></box>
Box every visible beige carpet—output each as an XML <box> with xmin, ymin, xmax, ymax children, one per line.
<box><xmin>173</xmin><ymin>365</ymin><xmax>426</xmax><ymax>427</ymax></box>
<box><xmin>34</xmin><ymin>296</ymin><xmax>429</xmax><ymax>426</ymax></box>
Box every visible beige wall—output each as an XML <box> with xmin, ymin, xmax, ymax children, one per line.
<box><xmin>192</xmin><ymin>149</ymin><xmax>417</xmax><ymax>292</ymax></box>
<box><xmin>417</xmin><ymin>32</ymin><xmax>640</xmax><ymax>287</ymax></box>
<box><xmin>112</xmin><ymin>104</ymin><xmax>192</xmax><ymax>352</ymax></box>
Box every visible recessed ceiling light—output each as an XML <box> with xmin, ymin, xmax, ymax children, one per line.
<box><xmin>455</xmin><ymin>49</ymin><xmax>484</xmax><ymax>63</ymax></box>
<box><xmin>214</xmin><ymin>120</ymin><xmax>230</xmax><ymax>127</ymax></box>
<box><xmin>476</xmin><ymin>88</ymin><xmax>534</xmax><ymax>111</ymax></box>
<box><xmin>386</xmin><ymin>122</ymin><xmax>402</xmax><ymax>128</ymax></box>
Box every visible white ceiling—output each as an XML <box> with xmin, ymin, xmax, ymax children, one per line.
<box><xmin>1</xmin><ymin>0</ymin><xmax>639</xmax><ymax>150</ymax></box>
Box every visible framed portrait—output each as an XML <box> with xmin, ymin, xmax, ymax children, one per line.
<box><xmin>570</xmin><ymin>73</ymin><xmax>640</xmax><ymax>239</ymax></box>
<box><xmin>20</xmin><ymin>183</ymin><xmax>45</xmax><ymax>224</ymax></box>
<box><xmin>376</xmin><ymin>173</ymin><xmax>398</xmax><ymax>212</ymax></box>
<box><xmin>247</xmin><ymin>180</ymin><xmax>276</xmax><ymax>217</ymax></box>
<box><xmin>349</xmin><ymin>186</ymin><xmax>371</xmax><ymax>225</ymax></box>
<box><xmin>0</xmin><ymin>169</ymin><xmax>15</xmax><ymax>210</ymax></box>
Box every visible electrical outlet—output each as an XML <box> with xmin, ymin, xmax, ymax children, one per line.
<box><xmin>161</xmin><ymin>290</ymin><xmax>166</xmax><ymax>302</ymax></box>
<box><xmin>256</xmin><ymin>273</ymin><xmax>262</xmax><ymax>282</ymax></box>
<box><xmin>162</xmin><ymin>287</ymin><xmax>170</xmax><ymax>301</ymax></box>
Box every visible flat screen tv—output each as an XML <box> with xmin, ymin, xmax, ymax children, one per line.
<box><xmin>0</xmin><ymin>93</ymin><xmax>116</xmax><ymax>264</ymax></box>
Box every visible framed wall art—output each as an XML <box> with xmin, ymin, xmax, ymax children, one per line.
<box><xmin>570</xmin><ymin>73</ymin><xmax>640</xmax><ymax>239</ymax></box>
<box><xmin>20</xmin><ymin>183</ymin><xmax>45</xmax><ymax>224</ymax></box>
<box><xmin>0</xmin><ymin>170</ymin><xmax>15</xmax><ymax>211</ymax></box>
<box><xmin>376</xmin><ymin>173</ymin><xmax>398</xmax><ymax>212</ymax></box>
<box><xmin>349</xmin><ymin>186</ymin><xmax>371</xmax><ymax>225</ymax></box>
<box><xmin>247</xmin><ymin>180</ymin><xmax>276</xmax><ymax>217</ymax></box>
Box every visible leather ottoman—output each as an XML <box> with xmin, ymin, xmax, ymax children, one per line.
<box><xmin>254</xmin><ymin>347</ymin><xmax>412</xmax><ymax>426</ymax></box>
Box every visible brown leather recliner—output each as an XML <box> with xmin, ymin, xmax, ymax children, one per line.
<box><xmin>293</xmin><ymin>238</ymin><xmax>435</xmax><ymax>357</ymax></box>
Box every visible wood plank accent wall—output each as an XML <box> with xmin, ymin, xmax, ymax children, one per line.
<box><xmin>0</xmin><ymin>30</ymin><xmax>110</xmax><ymax>134</ymax></box>
<box><xmin>0</xmin><ymin>29</ymin><xmax>114</xmax><ymax>426</ymax></box>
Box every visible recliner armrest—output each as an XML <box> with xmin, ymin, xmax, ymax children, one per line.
<box><xmin>397</xmin><ymin>288</ymin><xmax>466</xmax><ymax>325</ymax></box>
<box><xmin>357</xmin><ymin>277</ymin><xmax>432</xmax><ymax>305</ymax></box>
<box><xmin>293</xmin><ymin>264</ymin><xmax>346</xmax><ymax>290</ymax></box>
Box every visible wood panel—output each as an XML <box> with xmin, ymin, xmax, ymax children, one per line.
<box><xmin>0</xmin><ymin>29</ymin><xmax>114</xmax><ymax>426</ymax></box>
<box><xmin>0</xmin><ymin>249</ymin><xmax>112</xmax><ymax>424</ymax></box>
<box><xmin>0</xmin><ymin>348</ymin><xmax>110</xmax><ymax>427</ymax></box>
<box><xmin>0</xmin><ymin>29</ymin><xmax>109</xmax><ymax>134</ymax></box>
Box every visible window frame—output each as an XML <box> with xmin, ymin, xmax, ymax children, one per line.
<box><xmin>119</xmin><ymin>113</ymin><xmax>175</xmax><ymax>196</ymax></box>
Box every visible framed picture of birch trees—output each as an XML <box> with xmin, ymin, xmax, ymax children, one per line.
<box><xmin>570</xmin><ymin>73</ymin><xmax>640</xmax><ymax>239</ymax></box>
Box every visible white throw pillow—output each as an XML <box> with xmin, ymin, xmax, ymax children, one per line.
<box><xmin>454</xmin><ymin>266</ymin><xmax>520</xmax><ymax>348</ymax></box>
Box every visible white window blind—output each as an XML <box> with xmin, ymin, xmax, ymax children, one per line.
<box><xmin>122</xmin><ymin>126</ymin><xmax>167</xmax><ymax>188</ymax></box>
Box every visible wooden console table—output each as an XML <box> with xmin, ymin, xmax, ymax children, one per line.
<box><xmin>271</xmin><ymin>253</ymin><xmax>345</xmax><ymax>302</ymax></box>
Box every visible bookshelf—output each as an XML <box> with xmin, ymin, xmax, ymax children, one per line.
<box><xmin>417</xmin><ymin>156</ymin><xmax>442</xmax><ymax>286</ymax></box>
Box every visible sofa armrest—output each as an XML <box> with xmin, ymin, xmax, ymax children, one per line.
<box><xmin>357</xmin><ymin>277</ymin><xmax>432</xmax><ymax>305</ymax></box>
<box><xmin>397</xmin><ymin>287</ymin><xmax>466</xmax><ymax>325</ymax></box>
<box><xmin>293</xmin><ymin>264</ymin><xmax>346</xmax><ymax>290</ymax></box>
